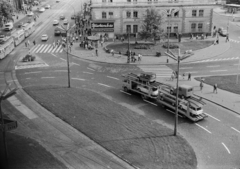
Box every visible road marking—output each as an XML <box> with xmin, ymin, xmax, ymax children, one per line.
<box><xmin>166</xmin><ymin>109</ymin><xmax>183</xmax><ymax>117</ymax></box>
<box><xmin>204</xmin><ymin>113</ymin><xmax>220</xmax><ymax>121</ymax></box>
<box><xmin>60</xmin><ymin>58</ymin><xmax>66</xmax><ymax>61</ymax></box>
<box><xmin>54</xmin><ymin>70</ymin><xmax>67</xmax><ymax>72</ymax></box>
<box><xmin>41</xmin><ymin>77</ymin><xmax>55</xmax><ymax>79</ymax></box>
<box><xmin>71</xmin><ymin>78</ymin><xmax>85</xmax><ymax>81</ymax></box>
<box><xmin>143</xmin><ymin>99</ymin><xmax>158</xmax><ymax>106</ymax></box>
<box><xmin>206</xmin><ymin>65</ymin><xmax>220</xmax><ymax>68</ymax></box>
<box><xmin>222</xmin><ymin>142</ymin><xmax>231</xmax><ymax>154</ymax></box>
<box><xmin>210</xmin><ymin>70</ymin><xmax>227</xmax><ymax>72</ymax></box>
<box><xmin>195</xmin><ymin>123</ymin><xmax>212</xmax><ymax>134</ymax></box>
<box><xmin>51</xmin><ymin>53</ymin><xmax>57</xmax><ymax>57</ymax></box>
<box><xmin>107</xmin><ymin>76</ymin><xmax>119</xmax><ymax>80</ymax></box>
<box><xmin>87</xmin><ymin>67</ymin><xmax>95</xmax><ymax>71</ymax></box>
<box><xmin>7</xmin><ymin>80</ymin><xmax>17</xmax><ymax>83</ymax></box>
<box><xmin>233</xmin><ymin>64</ymin><xmax>240</xmax><ymax>66</ymax></box>
<box><xmin>120</xmin><ymin>90</ymin><xmax>131</xmax><ymax>95</ymax></box>
<box><xmin>187</xmin><ymin>71</ymin><xmax>198</xmax><ymax>74</ymax></box>
<box><xmin>72</xmin><ymin>62</ymin><xmax>80</xmax><ymax>66</ymax></box>
<box><xmin>24</xmin><ymin>71</ymin><xmax>42</xmax><ymax>74</ymax></box>
<box><xmin>26</xmin><ymin>77</ymin><xmax>31</xmax><ymax>80</ymax></box>
<box><xmin>231</xmin><ymin>127</ymin><xmax>240</xmax><ymax>134</ymax></box>
<box><xmin>180</xmin><ymin>67</ymin><xmax>193</xmax><ymax>69</ymax></box>
<box><xmin>83</xmin><ymin>71</ymin><xmax>93</xmax><ymax>74</ymax></box>
<box><xmin>98</xmin><ymin>83</ymin><xmax>111</xmax><ymax>88</ymax></box>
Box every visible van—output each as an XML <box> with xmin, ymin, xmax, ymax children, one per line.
<box><xmin>170</xmin><ymin>84</ymin><xmax>194</xmax><ymax>99</ymax></box>
<box><xmin>4</xmin><ymin>22</ymin><xmax>13</xmax><ymax>31</ymax></box>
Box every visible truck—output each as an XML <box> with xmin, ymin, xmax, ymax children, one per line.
<box><xmin>121</xmin><ymin>72</ymin><xmax>207</xmax><ymax>122</ymax></box>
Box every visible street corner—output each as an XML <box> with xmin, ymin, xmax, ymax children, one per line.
<box><xmin>15</xmin><ymin>54</ymin><xmax>49</xmax><ymax>70</ymax></box>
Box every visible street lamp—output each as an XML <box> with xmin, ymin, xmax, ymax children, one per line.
<box><xmin>166</xmin><ymin>9</ymin><xmax>174</xmax><ymax>63</ymax></box>
<box><xmin>165</xmin><ymin>49</ymin><xmax>192</xmax><ymax>136</ymax></box>
<box><xmin>127</xmin><ymin>30</ymin><xmax>130</xmax><ymax>63</ymax></box>
<box><xmin>59</xmin><ymin>23</ymin><xmax>76</xmax><ymax>88</ymax></box>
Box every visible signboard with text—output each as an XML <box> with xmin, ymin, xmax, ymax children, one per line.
<box><xmin>91</xmin><ymin>22</ymin><xmax>114</xmax><ymax>32</ymax></box>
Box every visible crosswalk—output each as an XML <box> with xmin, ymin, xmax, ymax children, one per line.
<box><xmin>230</xmin><ymin>39</ymin><xmax>240</xmax><ymax>43</ymax></box>
<box><xmin>15</xmin><ymin>63</ymin><xmax>49</xmax><ymax>70</ymax></box>
<box><xmin>193</xmin><ymin>57</ymin><xmax>239</xmax><ymax>63</ymax></box>
<box><xmin>29</xmin><ymin>44</ymin><xmax>63</xmax><ymax>54</ymax></box>
<box><xmin>138</xmin><ymin>65</ymin><xmax>173</xmax><ymax>78</ymax></box>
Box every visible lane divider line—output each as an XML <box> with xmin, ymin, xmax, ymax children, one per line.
<box><xmin>206</xmin><ymin>65</ymin><xmax>220</xmax><ymax>68</ymax></box>
<box><xmin>87</xmin><ymin>67</ymin><xmax>95</xmax><ymax>71</ymax></box>
<box><xmin>231</xmin><ymin>127</ymin><xmax>240</xmax><ymax>134</ymax></box>
<box><xmin>51</xmin><ymin>53</ymin><xmax>57</xmax><ymax>57</ymax></box>
<box><xmin>60</xmin><ymin>58</ymin><xmax>66</xmax><ymax>61</ymax></box>
<box><xmin>41</xmin><ymin>77</ymin><xmax>55</xmax><ymax>79</ymax></box>
<box><xmin>204</xmin><ymin>113</ymin><xmax>220</xmax><ymax>121</ymax></box>
<box><xmin>195</xmin><ymin>123</ymin><xmax>212</xmax><ymax>134</ymax></box>
<box><xmin>143</xmin><ymin>99</ymin><xmax>158</xmax><ymax>106</ymax></box>
<box><xmin>71</xmin><ymin>78</ymin><xmax>85</xmax><ymax>81</ymax></box>
<box><xmin>72</xmin><ymin>62</ymin><xmax>80</xmax><ymax>66</ymax></box>
<box><xmin>98</xmin><ymin>83</ymin><xmax>111</xmax><ymax>88</ymax></box>
<box><xmin>107</xmin><ymin>76</ymin><xmax>119</xmax><ymax>80</ymax></box>
<box><xmin>54</xmin><ymin>70</ymin><xmax>67</xmax><ymax>72</ymax></box>
<box><xmin>24</xmin><ymin>71</ymin><xmax>42</xmax><ymax>74</ymax></box>
<box><xmin>83</xmin><ymin>71</ymin><xmax>93</xmax><ymax>74</ymax></box>
<box><xmin>120</xmin><ymin>90</ymin><xmax>131</xmax><ymax>95</ymax></box>
<box><xmin>210</xmin><ymin>70</ymin><xmax>227</xmax><ymax>72</ymax></box>
<box><xmin>222</xmin><ymin>142</ymin><xmax>231</xmax><ymax>154</ymax></box>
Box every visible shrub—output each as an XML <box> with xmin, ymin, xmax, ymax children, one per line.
<box><xmin>162</xmin><ymin>42</ymin><xmax>179</xmax><ymax>49</ymax></box>
<box><xmin>134</xmin><ymin>44</ymin><xmax>150</xmax><ymax>49</ymax></box>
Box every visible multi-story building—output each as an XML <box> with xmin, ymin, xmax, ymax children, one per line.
<box><xmin>90</xmin><ymin>0</ymin><xmax>216</xmax><ymax>38</ymax></box>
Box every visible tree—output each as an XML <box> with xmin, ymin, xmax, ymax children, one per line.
<box><xmin>139</xmin><ymin>8</ymin><xmax>165</xmax><ymax>43</ymax></box>
<box><xmin>0</xmin><ymin>0</ymin><xmax>14</xmax><ymax>26</ymax></box>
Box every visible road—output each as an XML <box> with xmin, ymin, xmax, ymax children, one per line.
<box><xmin>0</xmin><ymin>1</ymin><xmax>240</xmax><ymax>169</ymax></box>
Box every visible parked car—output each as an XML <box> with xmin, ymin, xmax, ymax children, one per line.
<box><xmin>54</xmin><ymin>28</ymin><xmax>61</xmax><ymax>36</ymax></box>
<box><xmin>53</xmin><ymin>20</ymin><xmax>59</xmax><ymax>25</ymax></box>
<box><xmin>38</xmin><ymin>7</ymin><xmax>45</xmax><ymax>12</ymax></box>
<box><xmin>4</xmin><ymin>22</ymin><xmax>13</xmax><ymax>31</ymax></box>
<box><xmin>218</xmin><ymin>27</ymin><xmax>228</xmax><ymax>37</ymax></box>
<box><xmin>41</xmin><ymin>34</ymin><xmax>48</xmax><ymax>41</ymax></box>
<box><xmin>63</xmin><ymin>19</ymin><xmax>68</xmax><ymax>25</ymax></box>
<box><xmin>45</xmin><ymin>4</ymin><xmax>50</xmax><ymax>9</ymax></box>
<box><xmin>27</xmin><ymin>11</ymin><xmax>34</xmax><ymax>16</ymax></box>
<box><xmin>60</xmin><ymin>15</ymin><xmax>65</xmax><ymax>20</ymax></box>
<box><xmin>22</xmin><ymin>54</ymin><xmax>36</xmax><ymax>62</ymax></box>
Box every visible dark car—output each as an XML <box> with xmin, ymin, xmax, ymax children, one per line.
<box><xmin>60</xmin><ymin>15</ymin><xmax>65</xmax><ymax>20</ymax></box>
<box><xmin>71</xmin><ymin>15</ymin><xmax>76</xmax><ymax>19</ymax></box>
<box><xmin>18</xmin><ymin>22</ymin><xmax>24</xmax><ymax>28</ymax></box>
<box><xmin>22</xmin><ymin>54</ymin><xmax>36</xmax><ymax>62</ymax></box>
<box><xmin>138</xmin><ymin>72</ymin><xmax>157</xmax><ymax>82</ymax></box>
<box><xmin>54</xmin><ymin>28</ymin><xmax>61</xmax><ymax>36</ymax></box>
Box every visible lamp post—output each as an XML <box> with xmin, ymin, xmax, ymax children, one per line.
<box><xmin>165</xmin><ymin>49</ymin><xmax>192</xmax><ymax>136</ymax></box>
<box><xmin>166</xmin><ymin>9</ymin><xmax>174</xmax><ymax>63</ymax></box>
<box><xmin>128</xmin><ymin>30</ymin><xmax>130</xmax><ymax>63</ymax></box>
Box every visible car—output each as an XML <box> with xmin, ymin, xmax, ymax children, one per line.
<box><xmin>18</xmin><ymin>22</ymin><xmax>24</xmax><ymax>28</ymax></box>
<box><xmin>4</xmin><ymin>22</ymin><xmax>13</xmax><ymax>31</ymax></box>
<box><xmin>33</xmin><ymin>1</ymin><xmax>39</xmax><ymax>6</ymax></box>
<box><xmin>219</xmin><ymin>29</ymin><xmax>228</xmax><ymax>37</ymax></box>
<box><xmin>71</xmin><ymin>15</ymin><xmax>76</xmax><ymax>19</ymax></box>
<box><xmin>22</xmin><ymin>54</ymin><xmax>36</xmax><ymax>62</ymax></box>
<box><xmin>41</xmin><ymin>34</ymin><xmax>48</xmax><ymax>41</ymax></box>
<box><xmin>45</xmin><ymin>4</ymin><xmax>50</xmax><ymax>9</ymax></box>
<box><xmin>138</xmin><ymin>72</ymin><xmax>156</xmax><ymax>83</ymax></box>
<box><xmin>38</xmin><ymin>7</ymin><xmax>45</xmax><ymax>12</ymax></box>
<box><xmin>27</xmin><ymin>11</ymin><xmax>34</xmax><ymax>16</ymax></box>
<box><xmin>60</xmin><ymin>15</ymin><xmax>65</xmax><ymax>20</ymax></box>
<box><xmin>0</xmin><ymin>34</ymin><xmax>6</xmax><ymax>44</ymax></box>
<box><xmin>53</xmin><ymin>20</ymin><xmax>59</xmax><ymax>25</ymax></box>
<box><xmin>63</xmin><ymin>19</ymin><xmax>68</xmax><ymax>25</ymax></box>
<box><xmin>54</xmin><ymin>28</ymin><xmax>61</xmax><ymax>36</ymax></box>
<box><xmin>136</xmin><ymin>85</ymin><xmax>159</xmax><ymax>97</ymax></box>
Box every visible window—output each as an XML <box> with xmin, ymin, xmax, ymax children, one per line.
<box><xmin>133</xmin><ymin>25</ymin><xmax>138</xmax><ymax>33</ymax></box>
<box><xmin>199</xmin><ymin>10</ymin><xmax>204</xmax><ymax>17</ymax></box>
<box><xmin>167</xmin><ymin>10</ymin><xmax>171</xmax><ymax>17</ymax></box>
<box><xmin>154</xmin><ymin>0</ymin><xmax>158</xmax><ymax>3</ymax></box>
<box><xmin>173</xmin><ymin>26</ymin><xmax>178</xmax><ymax>32</ymax></box>
<box><xmin>126</xmin><ymin>11</ymin><xmax>131</xmax><ymax>18</ymax></box>
<box><xmin>127</xmin><ymin>0</ymin><xmax>131</xmax><ymax>2</ymax></box>
<box><xmin>133</xmin><ymin>11</ymin><xmax>138</xmax><ymax>18</ymax></box>
<box><xmin>126</xmin><ymin>25</ymin><xmax>131</xmax><ymax>33</ymax></box>
<box><xmin>174</xmin><ymin>11</ymin><xmax>179</xmax><ymax>17</ymax></box>
<box><xmin>109</xmin><ymin>0</ymin><xmax>113</xmax><ymax>2</ymax></box>
<box><xmin>191</xmin><ymin>23</ymin><xmax>196</xmax><ymax>32</ymax></box>
<box><xmin>102</xmin><ymin>12</ymin><xmax>106</xmax><ymax>19</ymax></box>
<box><xmin>133</xmin><ymin>0</ymin><xmax>137</xmax><ymax>3</ymax></box>
<box><xmin>148</xmin><ymin>0</ymin><xmax>152</xmax><ymax>4</ymax></box>
<box><xmin>167</xmin><ymin>26</ymin><xmax>171</xmax><ymax>33</ymax></box>
<box><xmin>192</xmin><ymin>10</ymin><xmax>197</xmax><ymax>17</ymax></box>
<box><xmin>109</xmin><ymin>12</ymin><xmax>113</xmax><ymax>18</ymax></box>
<box><xmin>198</xmin><ymin>23</ymin><xmax>203</xmax><ymax>32</ymax></box>
<box><xmin>102</xmin><ymin>0</ymin><xmax>106</xmax><ymax>2</ymax></box>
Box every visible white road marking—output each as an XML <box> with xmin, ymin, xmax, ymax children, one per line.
<box><xmin>204</xmin><ymin>113</ymin><xmax>220</xmax><ymax>121</ymax></box>
<box><xmin>7</xmin><ymin>80</ymin><xmax>17</xmax><ymax>82</ymax></box>
<box><xmin>206</xmin><ymin>65</ymin><xmax>220</xmax><ymax>68</ymax></box>
<box><xmin>210</xmin><ymin>70</ymin><xmax>227</xmax><ymax>72</ymax></box>
<box><xmin>24</xmin><ymin>71</ymin><xmax>42</xmax><ymax>74</ymax></box>
<box><xmin>231</xmin><ymin>127</ymin><xmax>240</xmax><ymax>134</ymax></box>
<box><xmin>87</xmin><ymin>67</ymin><xmax>95</xmax><ymax>71</ymax></box>
<box><xmin>143</xmin><ymin>99</ymin><xmax>158</xmax><ymax>106</ymax></box>
<box><xmin>107</xmin><ymin>76</ymin><xmax>119</xmax><ymax>80</ymax></box>
<box><xmin>195</xmin><ymin>123</ymin><xmax>212</xmax><ymax>134</ymax></box>
<box><xmin>98</xmin><ymin>83</ymin><xmax>111</xmax><ymax>88</ymax></box>
<box><xmin>187</xmin><ymin>71</ymin><xmax>198</xmax><ymax>74</ymax></box>
<box><xmin>222</xmin><ymin>142</ymin><xmax>231</xmax><ymax>154</ymax></box>
<box><xmin>71</xmin><ymin>78</ymin><xmax>85</xmax><ymax>81</ymax></box>
<box><xmin>120</xmin><ymin>90</ymin><xmax>131</xmax><ymax>95</ymax></box>
<box><xmin>72</xmin><ymin>62</ymin><xmax>80</xmax><ymax>66</ymax></box>
<box><xmin>180</xmin><ymin>67</ymin><xmax>193</xmax><ymax>69</ymax></box>
<box><xmin>60</xmin><ymin>58</ymin><xmax>66</xmax><ymax>61</ymax></box>
<box><xmin>26</xmin><ymin>78</ymin><xmax>31</xmax><ymax>79</ymax></box>
<box><xmin>54</xmin><ymin>70</ymin><xmax>67</xmax><ymax>72</ymax></box>
<box><xmin>51</xmin><ymin>53</ymin><xmax>57</xmax><ymax>57</ymax></box>
<box><xmin>41</xmin><ymin>77</ymin><xmax>55</xmax><ymax>79</ymax></box>
<box><xmin>83</xmin><ymin>71</ymin><xmax>93</xmax><ymax>74</ymax></box>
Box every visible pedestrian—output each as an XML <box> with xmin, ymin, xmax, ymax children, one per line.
<box><xmin>27</xmin><ymin>40</ymin><xmax>30</xmax><ymax>46</ymax></box>
<box><xmin>33</xmin><ymin>40</ymin><xmax>36</xmax><ymax>45</ymax></box>
<box><xmin>226</xmin><ymin>34</ymin><xmax>229</xmax><ymax>42</ymax></box>
<box><xmin>200</xmin><ymin>81</ymin><xmax>203</xmax><ymax>92</ymax></box>
<box><xmin>205</xmin><ymin>33</ymin><xmax>208</xmax><ymax>39</ymax></box>
<box><xmin>17</xmin><ymin>15</ymin><xmax>18</xmax><ymax>20</ymax></box>
<box><xmin>68</xmin><ymin>45</ymin><xmax>71</xmax><ymax>53</ymax></box>
<box><xmin>101</xmin><ymin>41</ymin><xmax>103</xmax><ymax>47</ymax></box>
<box><xmin>111</xmin><ymin>49</ymin><xmax>114</xmax><ymax>56</ymax></box>
<box><xmin>188</xmin><ymin>73</ymin><xmax>191</xmax><ymax>81</ymax></box>
<box><xmin>25</xmin><ymin>41</ymin><xmax>27</xmax><ymax>47</ymax></box>
<box><xmin>182</xmin><ymin>73</ymin><xmax>185</xmax><ymax>79</ymax></box>
<box><xmin>213</xmin><ymin>84</ymin><xmax>218</xmax><ymax>94</ymax></box>
<box><xmin>95</xmin><ymin>48</ymin><xmax>98</xmax><ymax>56</ymax></box>
<box><xmin>138</xmin><ymin>53</ymin><xmax>142</xmax><ymax>61</ymax></box>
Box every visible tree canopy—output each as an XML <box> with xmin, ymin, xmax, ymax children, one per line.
<box><xmin>138</xmin><ymin>8</ymin><xmax>165</xmax><ymax>42</ymax></box>
<box><xmin>0</xmin><ymin>0</ymin><xmax>14</xmax><ymax>25</ymax></box>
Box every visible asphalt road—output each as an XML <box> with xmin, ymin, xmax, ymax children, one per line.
<box><xmin>1</xmin><ymin>1</ymin><xmax>240</xmax><ymax>169</ymax></box>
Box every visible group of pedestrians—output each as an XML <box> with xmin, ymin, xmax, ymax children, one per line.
<box><xmin>199</xmin><ymin>78</ymin><xmax>218</xmax><ymax>94</ymax></box>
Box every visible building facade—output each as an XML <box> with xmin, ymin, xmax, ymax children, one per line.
<box><xmin>90</xmin><ymin>0</ymin><xmax>216</xmax><ymax>38</ymax></box>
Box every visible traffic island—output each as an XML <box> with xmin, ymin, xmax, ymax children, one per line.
<box><xmin>23</xmin><ymin>85</ymin><xmax>197</xmax><ymax>169</ymax></box>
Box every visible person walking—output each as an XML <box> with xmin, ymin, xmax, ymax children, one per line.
<box><xmin>33</xmin><ymin>40</ymin><xmax>36</xmax><ymax>45</ymax></box>
<box><xmin>95</xmin><ymin>48</ymin><xmax>98</xmax><ymax>56</ymax></box>
<box><xmin>226</xmin><ymin>33</ymin><xmax>229</xmax><ymax>42</ymax></box>
<box><xmin>25</xmin><ymin>41</ymin><xmax>28</xmax><ymax>47</ymax></box>
<box><xmin>200</xmin><ymin>81</ymin><xmax>203</xmax><ymax>92</ymax></box>
<box><xmin>213</xmin><ymin>84</ymin><xmax>218</xmax><ymax>94</ymax></box>
<box><xmin>188</xmin><ymin>73</ymin><xmax>191</xmax><ymax>81</ymax></box>
<box><xmin>138</xmin><ymin>53</ymin><xmax>142</xmax><ymax>61</ymax></box>
<box><xmin>182</xmin><ymin>73</ymin><xmax>185</xmax><ymax>80</ymax></box>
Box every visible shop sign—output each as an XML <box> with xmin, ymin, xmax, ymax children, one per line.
<box><xmin>91</xmin><ymin>22</ymin><xmax>114</xmax><ymax>32</ymax></box>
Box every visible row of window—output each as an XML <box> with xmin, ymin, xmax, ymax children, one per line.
<box><xmin>102</xmin><ymin>0</ymin><xmax>179</xmax><ymax>3</ymax></box>
<box><xmin>101</xmin><ymin>9</ymin><xmax>204</xmax><ymax>19</ymax></box>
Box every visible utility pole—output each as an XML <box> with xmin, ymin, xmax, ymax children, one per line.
<box><xmin>165</xmin><ymin>49</ymin><xmax>192</xmax><ymax>136</ymax></box>
<box><xmin>128</xmin><ymin>30</ymin><xmax>130</xmax><ymax>63</ymax></box>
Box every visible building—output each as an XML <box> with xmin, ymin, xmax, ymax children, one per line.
<box><xmin>90</xmin><ymin>0</ymin><xmax>216</xmax><ymax>38</ymax></box>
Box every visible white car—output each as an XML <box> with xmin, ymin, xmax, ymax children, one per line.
<box><xmin>53</xmin><ymin>20</ymin><xmax>59</xmax><ymax>25</ymax></box>
<box><xmin>4</xmin><ymin>22</ymin><xmax>13</xmax><ymax>31</ymax></box>
<box><xmin>63</xmin><ymin>19</ymin><xmax>68</xmax><ymax>25</ymax></box>
<box><xmin>41</xmin><ymin>34</ymin><xmax>48</xmax><ymax>41</ymax></box>
<box><xmin>45</xmin><ymin>4</ymin><xmax>51</xmax><ymax>9</ymax></box>
<box><xmin>27</xmin><ymin>11</ymin><xmax>34</xmax><ymax>16</ymax></box>
<box><xmin>179</xmin><ymin>100</ymin><xmax>203</xmax><ymax>115</ymax></box>
<box><xmin>38</xmin><ymin>7</ymin><xmax>45</xmax><ymax>12</ymax></box>
<box><xmin>137</xmin><ymin>85</ymin><xmax>159</xmax><ymax>97</ymax></box>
